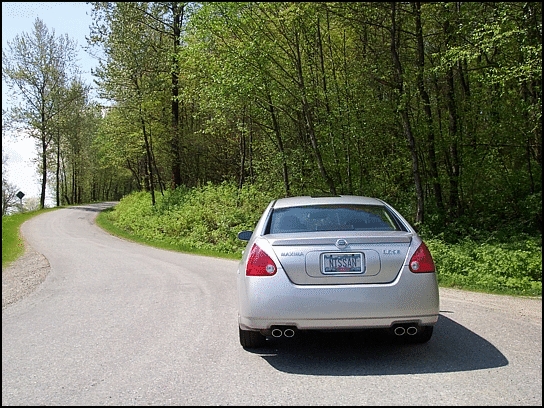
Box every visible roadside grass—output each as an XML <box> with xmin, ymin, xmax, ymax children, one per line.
<box><xmin>95</xmin><ymin>208</ymin><xmax>241</xmax><ymax>260</ymax></box>
<box><xmin>2</xmin><ymin>208</ymin><xmax>58</xmax><ymax>269</ymax></box>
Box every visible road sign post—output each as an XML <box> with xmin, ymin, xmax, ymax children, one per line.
<box><xmin>16</xmin><ymin>191</ymin><xmax>25</xmax><ymax>212</ymax></box>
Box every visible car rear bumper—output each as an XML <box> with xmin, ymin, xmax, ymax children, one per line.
<box><xmin>239</xmin><ymin>315</ymin><xmax>439</xmax><ymax>331</ymax></box>
<box><xmin>237</xmin><ymin>267</ymin><xmax>440</xmax><ymax>331</ymax></box>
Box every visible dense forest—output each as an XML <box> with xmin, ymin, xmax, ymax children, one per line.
<box><xmin>2</xmin><ymin>2</ymin><xmax>542</xmax><ymax>238</ymax></box>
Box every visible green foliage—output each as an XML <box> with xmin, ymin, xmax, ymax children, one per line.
<box><xmin>4</xmin><ymin>3</ymin><xmax>541</xmax><ymax>237</ymax></box>
<box><xmin>102</xmin><ymin>182</ymin><xmax>542</xmax><ymax>298</ymax></box>
<box><xmin>426</xmin><ymin>238</ymin><xmax>542</xmax><ymax>297</ymax></box>
<box><xmin>102</xmin><ymin>182</ymin><xmax>276</xmax><ymax>256</ymax></box>
<box><xmin>2</xmin><ymin>214</ymin><xmax>27</xmax><ymax>267</ymax></box>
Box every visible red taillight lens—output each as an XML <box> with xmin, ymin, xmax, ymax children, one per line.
<box><xmin>409</xmin><ymin>241</ymin><xmax>436</xmax><ymax>273</ymax></box>
<box><xmin>246</xmin><ymin>244</ymin><xmax>277</xmax><ymax>276</ymax></box>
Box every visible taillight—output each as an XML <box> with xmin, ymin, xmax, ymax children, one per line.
<box><xmin>246</xmin><ymin>244</ymin><xmax>277</xmax><ymax>276</ymax></box>
<box><xmin>409</xmin><ymin>241</ymin><xmax>435</xmax><ymax>273</ymax></box>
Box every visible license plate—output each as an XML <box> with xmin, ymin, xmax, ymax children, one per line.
<box><xmin>322</xmin><ymin>253</ymin><xmax>364</xmax><ymax>274</ymax></box>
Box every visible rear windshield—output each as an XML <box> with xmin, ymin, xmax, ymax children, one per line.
<box><xmin>267</xmin><ymin>204</ymin><xmax>406</xmax><ymax>234</ymax></box>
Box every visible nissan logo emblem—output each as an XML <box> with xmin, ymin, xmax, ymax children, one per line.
<box><xmin>335</xmin><ymin>239</ymin><xmax>348</xmax><ymax>249</ymax></box>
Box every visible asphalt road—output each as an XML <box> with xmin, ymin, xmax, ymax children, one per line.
<box><xmin>2</xmin><ymin>203</ymin><xmax>542</xmax><ymax>405</ymax></box>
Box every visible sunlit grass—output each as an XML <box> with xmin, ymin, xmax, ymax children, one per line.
<box><xmin>2</xmin><ymin>208</ymin><xmax>58</xmax><ymax>269</ymax></box>
<box><xmin>96</xmin><ymin>207</ymin><xmax>241</xmax><ymax>260</ymax></box>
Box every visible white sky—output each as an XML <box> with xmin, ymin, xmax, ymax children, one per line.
<box><xmin>2</xmin><ymin>2</ymin><xmax>98</xmax><ymax>205</ymax></box>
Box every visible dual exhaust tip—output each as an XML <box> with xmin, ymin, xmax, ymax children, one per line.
<box><xmin>271</xmin><ymin>327</ymin><xmax>296</xmax><ymax>338</ymax></box>
<box><xmin>393</xmin><ymin>325</ymin><xmax>419</xmax><ymax>336</ymax></box>
<box><xmin>270</xmin><ymin>325</ymin><xmax>418</xmax><ymax>338</ymax></box>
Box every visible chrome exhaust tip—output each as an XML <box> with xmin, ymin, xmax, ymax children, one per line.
<box><xmin>394</xmin><ymin>326</ymin><xmax>406</xmax><ymax>336</ymax></box>
<box><xmin>271</xmin><ymin>328</ymin><xmax>283</xmax><ymax>338</ymax></box>
<box><xmin>406</xmin><ymin>326</ymin><xmax>418</xmax><ymax>336</ymax></box>
<box><xmin>283</xmin><ymin>328</ymin><xmax>295</xmax><ymax>338</ymax></box>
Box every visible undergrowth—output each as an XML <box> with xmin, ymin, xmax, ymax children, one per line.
<box><xmin>100</xmin><ymin>182</ymin><xmax>542</xmax><ymax>298</ymax></box>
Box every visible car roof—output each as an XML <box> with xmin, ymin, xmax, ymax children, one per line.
<box><xmin>272</xmin><ymin>195</ymin><xmax>386</xmax><ymax>209</ymax></box>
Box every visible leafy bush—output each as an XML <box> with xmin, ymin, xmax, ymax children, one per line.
<box><xmin>104</xmin><ymin>183</ymin><xmax>542</xmax><ymax>297</ymax></box>
<box><xmin>104</xmin><ymin>181</ymin><xmax>275</xmax><ymax>255</ymax></box>
<box><xmin>426</xmin><ymin>238</ymin><xmax>542</xmax><ymax>297</ymax></box>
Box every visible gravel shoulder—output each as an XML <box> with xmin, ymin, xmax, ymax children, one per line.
<box><xmin>2</xmin><ymin>242</ymin><xmax>51</xmax><ymax>310</ymax></box>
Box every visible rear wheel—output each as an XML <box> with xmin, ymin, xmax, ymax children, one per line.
<box><xmin>239</xmin><ymin>327</ymin><xmax>267</xmax><ymax>348</ymax></box>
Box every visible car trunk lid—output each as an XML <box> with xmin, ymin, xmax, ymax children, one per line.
<box><xmin>266</xmin><ymin>231</ymin><xmax>412</xmax><ymax>285</ymax></box>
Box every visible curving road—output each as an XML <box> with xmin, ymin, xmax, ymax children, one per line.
<box><xmin>2</xmin><ymin>203</ymin><xmax>542</xmax><ymax>405</ymax></box>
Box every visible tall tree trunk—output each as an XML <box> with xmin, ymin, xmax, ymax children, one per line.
<box><xmin>294</xmin><ymin>29</ymin><xmax>337</xmax><ymax>195</ymax></box>
<box><xmin>265</xmin><ymin>87</ymin><xmax>290</xmax><ymax>196</ymax></box>
<box><xmin>521</xmin><ymin>2</ymin><xmax>542</xmax><ymax>190</ymax></box>
<box><xmin>413</xmin><ymin>2</ymin><xmax>443</xmax><ymax>212</ymax></box>
<box><xmin>55</xmin><ymin>130</ymin><xmax>61</xmax><ymax>207</ymax></box>
<box><xmin>390</xmin><ymin>2</ymin><xmax>424</xmax><ymax>223</ymax></box>
<box><xmin>72</xmin><ymin>165</ymin><xmax>76</xmax><ymax>204</ymax></box>
<box><xmin>442</xmin><ymin>17</ymin><xmax>462</xmax><ymax>217</ymax></box>
<box><xmin>444</xmin><ymin>67</ymin><xmax>461</xmax><ymax>216</ymax></box>
<box><xmin>170</xmin><ymin>3</ymin><xmax>184</xmax><ymax>189</ymax></box>
<box><xmin>238</xmin><ymin>117</ymin><xmax>246</xmax><ymax>190</ymax></box>
<box><xmin>317</xmin><ymin>17</ymin><xmax>343</xmax><ymax>193</ymax></box>
<box><xmin>39</xmin><ymin>121</ymin><xmax>49</xmax><ymax>210</ymax></box>
<box><xmin>60</xmin><ymin>152</ymin><xmax>70</xmax><ymax>205</ymax></box>
<box><xmin>140</xmin><ymin>111</ymin><xmax>156</xmax><ymax>206</ymax></box>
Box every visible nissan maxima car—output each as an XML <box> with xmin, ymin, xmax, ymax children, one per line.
<box><xmin>236</xmin><ymin>195</ymin><xmax>439</xmax><ymax>348</ymax></box>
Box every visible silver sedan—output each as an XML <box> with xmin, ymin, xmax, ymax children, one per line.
<box><xmin>236</xmin><ymin>195</ymin><xmax>439</xmax><ymax>348</ymax></box>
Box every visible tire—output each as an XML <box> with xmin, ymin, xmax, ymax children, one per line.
<box><xmin>239</xmin><ymin>327</ymin><xmax>267</xmax><ymax>348</ymax></box>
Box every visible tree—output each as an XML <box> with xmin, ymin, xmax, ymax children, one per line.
<box><xmin>71</xmin><ymin>1</ymin><xmax>540</xmax><ymax>234</ymax></box>
<box><xmin>1</xmin><ymin>150</ymin><xmax>20</xmax><ymax>216</ymax></box>
<box><xmin>2</xmin><ymin>18</ymin><xmax>81</xmax><ymax>209</ymax></box>
<box><xmin>88</xmin><ymin>2</ymin><xmax>195</xmax><ymax>197</ymax></box>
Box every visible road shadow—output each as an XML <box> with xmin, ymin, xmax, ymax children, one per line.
<box><xmin>249</xmin><ymin>315</ymin><xmax>508</xmax><ymax>375</ymax></box>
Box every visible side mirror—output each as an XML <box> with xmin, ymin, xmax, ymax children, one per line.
<box><xmin>237</xmin><ymin>230</ymin><xmax>253</xmax><ymax>241</ymax></box>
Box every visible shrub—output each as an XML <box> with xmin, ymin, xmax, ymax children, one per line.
<box><xmin>104</xmin><ymin>183</ymin><xmax>542</xmax><ymax>297</ymax></box>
